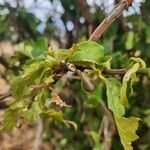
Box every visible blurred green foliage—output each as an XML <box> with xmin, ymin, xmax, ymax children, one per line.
<box><xmin>0</xmin><ymin>0</ymin><xmax>150</xmax><ymax>150</ymax></box>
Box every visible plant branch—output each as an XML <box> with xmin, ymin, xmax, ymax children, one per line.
<box><xmin>30</xmin><ymin>83</ymin><xmax>48</xmax><ymax>91</ymax></box>
<box><xmin>0</xmin><ymin>67</ymin><xmax>149</xmax><ymax>101</ymax></box>
<box><xmin>103</xmin><ymin>68</ymin><xmax>126</xmax><ymax>75</ymax></box>
<box><xmin>103</xmin><ymin>68</ymin><xmax>150</xmax><ymax>76</ymax></box>
<box><xmin>89</xmin><ymin>0</ymin><xmax>133</xmax><ymax>41</ymax></box>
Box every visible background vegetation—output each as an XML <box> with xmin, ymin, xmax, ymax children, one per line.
<box><xmin>0</xmin><ymin>0</ymin><xmax>150</xmax><ymax>149</ymax></box>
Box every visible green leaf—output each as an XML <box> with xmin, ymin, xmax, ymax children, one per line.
<box><xmin>86</xmin><ymin>83</ymin><xmax>103</xmax><ymax>106</ymax></box>
<box><xmin>125</xmin><ymin>31</ymin><xmax>134</xmax><ymax>50</ymax></box>
<box><xmin>24</xmin><ymin>101</ymin><xmax>42</xmax><ymax>122</ymax></box>
<box><xmin>146</xmin><ymin>27</ymin><xmax>150</xmax><ymax>44</ymax></box>
<box><xmin>44</xmin><ymin>75</ymin><xmax>54</xmax><ymax>85</ymax></box>
<box><xmin>16</xmin><ymin>37</ymin><xmax>48</xmax><ymax>59</ymax></box>
<box><xmin>31</xmin><ymin>37</ymin><xmax>48</xmax><ymax>58</ymax></box>
<box><xmin>144</xmin><ymin>115</ymin><xmax>150</xmax><ymax>127</ymax></box>
<box><xmin>40</xmin><ymin>109</ymin><xmax>63</xmax><ymax>122</ymax></box>
<box><xmin>115</xmin><ymin>117</ymin><xmax>140</xmax><ymax>150</ymax></box>
<box><xmin>120</xmin><ymin>63</ymin><xmax>139</xmax><ymax>106</ymax></box>
<box><xmin>10</xmin><ymin>76</ymin><xmax>30</xmax><ymax>101</ymax></box>
<box><xmin>21</xmin><ymin>58</ymin><xmax>57</xmax><ymax>84</ymax></box>
<box><xmin>138</xmin><ymin>68</ymin><xmax>150</xmax><ymax>77</ymax></box>
<box><xmin>130</xmin><ymin>57</ymin><xmax>146</xmax><ymax>68</ymax></box>
<box><xmin>143</xmin><ymin>109</ymin><xmax>150</xmax><ymax>127</ymax></box>
<box><xmin>126</xmin><ymin>74</ymin><xmax>136</xmax><ymax>99</ymax></box>
<box><xmin>90</xmin><ymin>131</ymin><xmax>101</xmax><ymax>150</ymax></box>
<box><xmin>99</xmin><ymin>73</ymin><xmax>140</xmax><ymax>150</ymax></box>
<box><xmin>2</xmin><ymin>108</ymin><xmax>18</xmax><ymax>131</ymax></box>
<box><xmin>16</xmin><ymin>42</ymin><xmax>33</xmax><ymax>58</ymax></box>
<box><xmin>99</xmin><ymin>75</ymin><xmax>125</xmax><ymax>117</ymax></box>
<box><xmin>69</xmin><ymin>41</ymin><xmax>105</xmax><ymax>66</ymax></box>
<box><xmin>63</xmin><ymin>120</ymin><xmax>77</xmax><ymax>130</ymax></box>
<box><xmin>48</xmin><ymin>49</ymin><xmax>68</xmax><ymax>61</ymax></box>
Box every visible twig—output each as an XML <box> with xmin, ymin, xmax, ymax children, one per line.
<box><xmin>103</xmin><ymin>68</ymin><xmax>150</xmax><ymax>76</ymax></box>
<box><xmin>103</xmin><ymin>68</ymin><xmax>126</xmax><ymax>75</ymax></box>
<box><xmin>89</xmin><ymin>0</ymin><xmax>133</xmax><ymax>41</ymax></box>
<box><xmin>30</xmin><ymin>83</ymin><xmax>47</xmax><ymax>91</ymax></box>
<box><xmin>53</xmin><ymin>60</ymin><xmax>66</xmax><ymax>74</ymax></box>
<box><xmin>0</xmin><ymin>67</ymin><xmax>149</xmax><ymax>101</ymax></box>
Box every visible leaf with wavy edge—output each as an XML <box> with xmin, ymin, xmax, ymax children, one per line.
<box><xmin>99</xmin><ymin>75</ymin><xmax>125</xmax><ymax>117</ymax></box>
<box><xmin>115</xmin><ymin>116</ymin><xmax>140</xmax><ymax>150</ymax></box>
<box><xmin>99</xmin><ymin>74</ymin><xmax>140</xmax><ymax>150</ymax></box>
<box><xmin>69</xmin><ymin>41</ymin><xmax>107</xmax><ymax>66</ymax></box>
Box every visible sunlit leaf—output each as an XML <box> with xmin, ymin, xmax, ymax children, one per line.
<box><xmin>21</xmin><ymin>59</ymin><xmax>57</xmax><ymax>84</ymax></box>
<box><xmin>49</xmin><ymin>49</ymin><xmax>68</xmax><ymax>61</ymax></box>
<box><xmin>44</xmin><ymin>75</ymin><xmax>54</xmax><ymax>85</ymax></box>
<box><xmin>126</xmin><ymin>74</ymin><xmax>136</xmax><ymax>99</ymax></box>
<box><xmin>10</xmin><ymin>76</ymin><xmax>30</xmax><ymax>101</ymax></box>
<box><xmin>31</xmin><ymin>37</ymin><xmax>48</xmax><ymax>58</ymax></box>
<box><xmin>125</xmin><ymin>31</ymin><xmax>134</xmax><ymax>50</ymax></box>
<box><xmin>99</xmin><ymin>75</ymin><xmax>125</xmax><ymax>117</ymax></box>
<box><xmin>99</xmin><ymin>74</ymin><xmax>140</xmax><ymax>150</ymax></box>
<box><xmin>69</xmin><ymin>41</ymin><xmax>105</xmax><ymax>66</ymax></box>
<box><xmin>2</xmin><ymin>108</ymin><xmax>18</xmax><ymax>131</ymax></box>
<box><xmin>24</xmin><ymin>101</ymin><xmax>42</xmax><ymax>122</ymax></box>
<box><xmin>63</xmin><ymin>119</ymin><xmax>77</xmax><ymax>130</ymax></box>
<box><xmin>130</xmin><ymin>57</ymin><xmax>146</xmax><ymax>68</ymax></box>
<box><xmin>15</xmin><ymin>37</ymin><xmax>48</xmax><ymax>59</ymax></box>
<box><xmin>40</xmin><ymin>109</ymin><xmax>64</xmax><ymax>122</ymax></box>
<box><xmin>120</xmin><ymin>63</ymin><xmax>139</xmax><ymax>106</ymax></box>
<box><xmin>115</xmin><ymin>117</ymin><xmax>140</xmax><ymax>150</ymax></box>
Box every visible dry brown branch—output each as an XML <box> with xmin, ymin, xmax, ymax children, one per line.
<box><xmin>30</xmin><ymin>83</ymin><xmax>48</xmax><ymax>91</ymax></box>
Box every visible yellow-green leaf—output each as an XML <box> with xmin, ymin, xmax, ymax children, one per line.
<box><xmin>130</xmin><ymin>57</ymin><xmax>146</xmax><ymax>68</ymax></box>
<box><xmin>2</xmin><ymin>108</ymin><xmax>18</xmax><ymax>131</ymax></box>
<box><xmin>120</xmin><ymin>63</ymin><xmax>139</xmax><ymax>106</ymax></box>
<box><xmin>44</xmin><ymin>75</ymin><xmax>54</xmax><ymax>84</ymax></box>
<box><xmin>69</xmin><ymin>41</ymin><xmax>105</xmax><ymax>66</ymax></box>
<box><xmin>24</xmin><ymin>101</ymin><xmax>42</xmax><ymax>122</ymax></box>
<box><xmin>90</xmin><ymin>131</ymin><xmax>101</xmax><ymax>150</ymax></box>
<box><xmin>125</xmin><ymin>31</ymin><xmax>134</xmax><ymax>50</ymax></box>
<box><xmin>40</xmin><ymin>109</ymin><xmax>63</xmax><ymax>122</ymax></box>
<box><xmin>99</xmin><ymin>75</ymin><xmax>125</xmax><ymax>117</ymax></box>
<box><xmin>115</xmin><ymin>117</ymin><xmax>140</xmax><ymax>150</ymax></box>
<box><xmin>63</xmin><ymin>120</ymin><xmax>77</xmax><ymax>130</ymax></box>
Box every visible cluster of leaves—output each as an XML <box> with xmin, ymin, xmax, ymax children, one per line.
<box><xmin>1</xmin><ymin>37</ymin><xmax>150</xmax><ymax>150</ymax></box>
